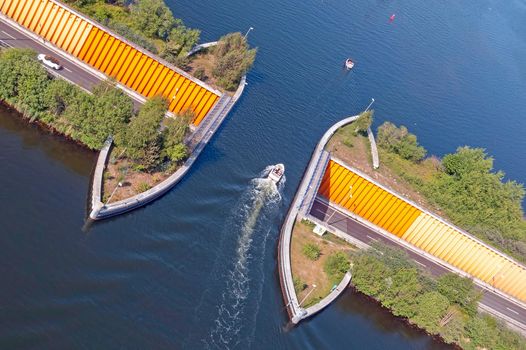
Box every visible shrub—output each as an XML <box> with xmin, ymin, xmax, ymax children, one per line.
<box><xmin>324</xmin><ymin>252</ymin><xmax>350</xmax><ymax>283</ymax></box>
<box><xmin>212</xmin><ymin>32</ymin><xmax>256</xmax><ymax>90</ymax></box>
<box><xmin>193</xmin><ymin>67</ymin><xmax>206</xmax><ymax>80</ymax></box>
<box><xmin>302</xmin><ymin>243</ymin><xmax>321</xmax><ymax>261</ymax></box>
<box><xmin>293</xmin><ymin>276</ymin><xmax>307</xmax><ymax>294</ymax></box>
<box><xmin>377</xmin><ymin>121</ymin><xmax>426</xmax><ymax>162</ymax></box>
<box><xmin>136</xmin><ymin>182</ymin><xmax>151</xmax><ymax>193</ymax></box>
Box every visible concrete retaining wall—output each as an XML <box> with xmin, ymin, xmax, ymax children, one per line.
<box><xmin>89</xmin><ymin>74</ymin><xmax>246</xmax><ymax>220</ymax></box>
<box><xmin>278</xmin><ymin>115</ymin><xmax>360</xmax><ymax>324</ymax></box>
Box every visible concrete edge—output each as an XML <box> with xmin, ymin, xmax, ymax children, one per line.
<box><xmin>89</xmin><ymin>74</ymin><xmax>247</xmax><ymax>220</ymax></box>
<box><xmin>89</xmin><ymin>136</ymin><xmax>113</xmax><ymax>219</ymax></box>
<box><xmin>278</xmin><ymin>115</ymin><xmax>360</xmax><ymax>324</ymax></box>
<box><xmin>367</xmin><ymin>126</ymin><xmax>379</xmax><ymax>169</ymax></box>
<box><xmin>303</xmin><ymin>272</ymin><xmax>352</xmax><ymax>319</ymax></box>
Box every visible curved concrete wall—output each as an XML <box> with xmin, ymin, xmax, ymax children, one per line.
<box><xmin>319</xmin><ymin>159</ymin><xmax>526</xmax><ymax>303</ymax></box>
<box><xmin>0</xmin><ymin>0</ymin><xmax>220</xmax><ymax>125</ymax></box>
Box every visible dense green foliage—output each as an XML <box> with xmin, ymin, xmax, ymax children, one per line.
<box><xmin>212</xmin><ymin>33</ymin><xmax>257</xmax><ymax>90</ymax></box>
<box><xmin>0</xmin><ymin>48</ymin><xmax>133</xmax><ymax>149</ymax></box>
<box><xmin>64</xmin><ymin>0</ymin><xmax>200</xmax><ymax>65</ymax></box>
<box><xmin>302</xmin><ymin>243</ymin><xmax>321</xmax><ymax>261</ymax></box>
<box><xmin>117</xmin><ymin>96</ymin><xmax>166</xmax><ymax>170</ymax></box>
<box><xmin>323</xmin><ymin>252</ymin><xmax>350</xmax><ymax>284</ymax></box>
<box><xmin>377</xmin><ymin>121</ymin><xmax>427</xmax><ymax>161</ymax></box>
<box><xmin>424</xmin><ymin>147</ymin><xmax>526</xmax><ymax>257</ymax></box>
<box><xmin>352</xmin><ymin>243</ymin><xmax>525</xmax><ymax>349</ymax></box>
<box><xmin>377</xmin><ymin>121</ymin><xmax>526</xmax><ymax>262</ymax></box>
<box><xmin>162</xmin><ymin>110</ymin><xmax>190</xmax><ymax>163</ymax></box>
<box><xmin>352</xmin><ymin>110</ymin><xmax>374</xmax><ymax>135</ymax></box>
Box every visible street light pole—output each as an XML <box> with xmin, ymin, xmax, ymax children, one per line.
<box><xmin>106</xmin><ymin>182</ymin><xmax>123</xmax><ymax>205</ymax></box>
<box><xmin>244</xmin><ymin>27</ymin><xmax>254</xmax><ymax>40</ymax></box>
<box><xmin>365</xmin><ymin>98</ymin><xmax>375</xmax><ymax>112</ymax></box>
<box><xmin>299</xmin><ymin>284</ymin><xmax>317</xmax><ymax>306</ymax></box>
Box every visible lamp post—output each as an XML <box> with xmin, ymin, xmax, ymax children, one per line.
<box><xmin>106</xmin><ymin>182</ymin><xmax>123</xmax><ymax>205</ymax></box>
<box><xmin>299</xmin><ymin>284</ymin><xmax>317</xmax><ymax>306</ymax></box>
<box><xmin>244</xmin><ymin>27</ymin><xmax>254</xmax><ymax>40</ymax></box>
<box><xmin>365</xmin><ymin>98</ymin><xmax>375</xmax><ymax>112</ymax></box>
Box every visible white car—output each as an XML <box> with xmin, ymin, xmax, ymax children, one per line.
<box><xmin>37</xmin><ymin>53</ymin><xmax>62</xmax><ymax>70</ymax></box>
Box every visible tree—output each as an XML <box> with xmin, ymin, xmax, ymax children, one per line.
<box><xmin>465</xmin><ymin>314</ymin><xmax>499</xmax><ymax>349</ymax></box>
<box><xmin>436</xmin><ymin>273</ymin><xmax>480</xmax><ymax>316</ymax></box>
<box><xmin>324</xmin><ymin>251</ymin><xmax>350</xmax><ymax>284</ymax></box>
<box><xmin>412</xmin><ymin>291</ymin><xmax>450</xmax><ymax>334</ymax></box>
<box><xmin>352</xmin><ymin>253</ymin><xmax>391</xmax><ymax>298</ymax></box>
<box><xmin>212</xmin><ymin>32</ymin><xmax>257</xmax><ymax>90</ymax></box>
<box><xmin>377</xmin><ymin>121</ymin><xmax>427</xmax><ymax>162</ymax></box>
<box><xmin>160</xmin><ymin>21</ymin><xmax>200</xmax><ymax>64</ymax></box>
<box><xmin>163</xmin><ymin>110</ymin><xmax>191</xmax><ymax>163</ymax></box>
<box><xmin>302</xmin><ymin>243</ymin><xmax>321</xmax><ymax>261</ymax></box>
<box><xmin>118</xmin><ymin>96</ymin><xmax>166</xmax><ymax>169</ymax></box>
<box><xmin>442</xmin><ymin>146</ymin><xmax>493</xmax><ymax>178</ymax></box>
<box><xmin>131</xmin><ymin>0</ymin><xmax>176</xmax><ymax>40</ymax></box>
<box><xmin>381</xmin><ymin>268</ymin><xmax>422</xmax><ymax>318</ymax></box>
<box><xmin>352</xmin><ymin>110</ymin><xmax>373</xmax><ymax>135</ymax></box>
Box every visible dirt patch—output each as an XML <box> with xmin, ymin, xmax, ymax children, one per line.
<box><xmin>102</xmin><ymin>147</ymin><xmax>178</xmax><ymax>203</ymax></box>
<box><xmin>290</xmin><ymin>219</ymin><xmax>355</xmax><ymax>307</ymax></box>
<box><xmin>326</xmin><ymin>126</ymin><xmax>445</xmax><ymax>216</ymax></box>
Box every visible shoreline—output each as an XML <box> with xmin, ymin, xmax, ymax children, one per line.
<box><xmin>0</xmin><ymin>100</ymin><xmax>95</xmax><ymax>152</ymax></box>
<box><xmin>347</xmin><ymin>286</ymin><xmax>459</xmax><ymax>349</ymax></box>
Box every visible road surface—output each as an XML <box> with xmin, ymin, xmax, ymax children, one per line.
<box><xmin>310</xmin><ymin>197</ymin><xmax>526</xmax><ymax>332</ymax></box>
<box><xmin>0</xmin><ymin>19</ymin><xmax>142</xmax><ymax>108</ymax></box>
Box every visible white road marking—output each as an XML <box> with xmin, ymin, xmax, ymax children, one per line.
<box><xmin>366</xmin><ymin>235</ymin><xmax>378</xmax><ymax>242</ymax></box>
<box><xmin>413</xmin><ymin>260</ymin><xmax>427</xmax><ymax>268</ymax></box>
<box><xmin>2</xmin><ymin>30</ymin><xmax>16</xmax><ymax>39</ymax></box>
<box><xmin>506</xmin><ymin>307</ymin><xmax>520</xmax><ymax>315</ymax></box>
<box><xmin>64</xmin><ymin>67</ymin><xmax>72</xmax><ymax>72</ymax></box>
<box><xmin>0</xmin><ymin>40</ymin><xmax>12</xmax><ymax>47</ymax></box>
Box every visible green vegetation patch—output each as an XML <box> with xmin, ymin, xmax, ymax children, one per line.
<box><xmin>302</xmin><ymin>243</ymin><xmax>321</xmax><ymax>261</ymax></box>
<box><xmin>351</xmin><ymin>243</ymin><xmax>526</xmax><ymax>349</ymax></box>
<box><xmin>376</xmin><ymin>121</ymin><xmax>526</xmax><ymax>262</ymax></box>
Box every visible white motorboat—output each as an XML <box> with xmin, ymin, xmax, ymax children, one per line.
<box><xmin>345</xmin><ymin>58</ymin><xmax>355</xmax><ymax>70</ymax></box>
<box><xmin>268</xmin><ymin>164</ymin><xmax>285</xmax><ymax>183</ymax></box>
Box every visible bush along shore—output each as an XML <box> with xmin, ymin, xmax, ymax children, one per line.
<box><xmin>351</xmin><ymin>243</ymin><xmax>526</xmax><ymax>349</ymax></box>
<box><xmin>64</xmin><ymin>0</ymin><xmax>256</xmax><ymax>91</ymax></box>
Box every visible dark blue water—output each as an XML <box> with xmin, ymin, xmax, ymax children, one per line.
<box><xmin>1</xmin><ymin>0</ymin><xmax>525</xmax><ymax>348</ymax></box>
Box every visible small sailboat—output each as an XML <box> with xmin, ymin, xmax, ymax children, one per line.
<box><xmin>268</xmin><ymin>164</ymin><xmax>285</xmax><ymax>183</ymax></box>
<box><xmin>345</xmin><ymin>58</ymin><xmax>355</xmax><ymax>70</ymax></box>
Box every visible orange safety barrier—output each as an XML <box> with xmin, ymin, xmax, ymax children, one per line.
<box><xmin>318</xmin><ymin>159</ymin><xmax>526</xmax><ymax>303</ymax></box>
<box><xmin>0</xmin><ymin>0</ymin><xmax>220</xmax><ymax>126</ymax></box>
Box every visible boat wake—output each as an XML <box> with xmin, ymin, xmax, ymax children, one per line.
<box><xmin>203</xmin><ymin>166</ymin><xmax>285</xmax><ymax>349</ymax></box>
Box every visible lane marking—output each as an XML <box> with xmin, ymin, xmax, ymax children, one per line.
<box><xmin>64</xmin><ymin>67</ymin><xmax>72</xmax><ymax>72</ymax></box>
<box><xmin>2</xmin><ymin>30</ymin><xmax>16</xmax><ymax>39</ymax></box>
<box><xmin>366</xmin><ymin>235</ymin><xmax>378</xmax><ymax>242</ymax></box>
<box><xmin>413</xmin><ymin>260</ymin><xmax>427</xmax><ymax>268</ymax></box>
<box><xmin>506</xmin><ymin>307</ymin><xmax>520</xmax><ymax>316</ymax></box>
<box><xmin>0</xmin><ymin>40</ymin><xmax>13</xmax><ymax>47</ymax></box>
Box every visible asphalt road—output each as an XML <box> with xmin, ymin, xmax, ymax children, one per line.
<box><xmin>310</xmin><ymin>197</ymin><xmax>526</xmax><ymax>332</ymax></box>
<box><xmin>0</xmin><ymin>19</ymin><xmax>142</xmax><ymax>109</ymax></box>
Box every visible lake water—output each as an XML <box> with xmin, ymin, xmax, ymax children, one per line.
<box><xmin>1</xmin><ymin>0</ymin><xmax>525</xmax><ymax>348</ymax></box>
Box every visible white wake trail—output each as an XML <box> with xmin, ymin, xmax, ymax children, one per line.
<box><xmin>205</xmin><ymin>166</ymin><xmax>285</xmax><ymax>350</ymax></box>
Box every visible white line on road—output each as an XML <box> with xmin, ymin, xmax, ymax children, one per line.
<box><xmin>64</xmin><ymin>67</ymin><xmax>72</xmax><ymax>72</ymax></box>
<box><xmin>2</xmin><ymin>30</ymin><xmax>16</xmax><ymax>39</ymax></box>
<box><xmin>506</xmin><ymin>307</ymin><xmax>520</xmax><ymax>315</ymax></box>
<box><xmin>0</xmin><ymin>40</ymin><xmax>12</xmax><ymax>47</ymax></box>
<box><xmin>413</xmin><ymin>260</ymin><xmax>427</xmax><ymax>268</ymax></box>
<box><xmin>366</xmin><ymin>235</ymin><xmax>378</xmax><ymax>242</ymax></box>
